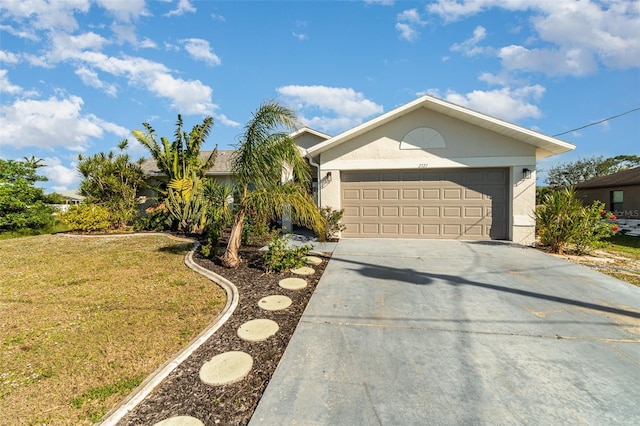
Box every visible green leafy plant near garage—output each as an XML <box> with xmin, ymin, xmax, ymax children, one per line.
<box><xmin>535</xmin><ymin>187</ymin><xmax>617</xmax><ymax>254</ymax></box>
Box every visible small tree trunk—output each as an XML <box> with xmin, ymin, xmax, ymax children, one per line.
<box><xmin>221</xmin><ymin>208</ymin><xmax>245</xmax><ymax>268</ymax></box>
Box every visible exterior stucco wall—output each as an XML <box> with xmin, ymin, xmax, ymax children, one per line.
<box><xmin>577</xmin><ymin>185</ymin><xmax>640</xmax><ymax>219</ymax></box>
<box><xmin>294</xmin><ymin>132</ymin><xmax>329</xmax><ymax>151</ymax></box>
<box><xmin>318</xmin><ymin>106</ymin><xmax>538</xmax><ymax>245</ymax></box>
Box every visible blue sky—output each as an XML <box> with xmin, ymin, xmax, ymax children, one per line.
<box><xmin>1</xmin><ymin>0</ymin><xmax>639</xmax><ymax>192</ymax></box>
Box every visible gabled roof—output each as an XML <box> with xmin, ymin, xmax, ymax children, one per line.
<box><xmin>306</xmin><ymin>95</ymin><xmax>575</xmax><ymax>159</ymax></box>
<box><xmin>290</xmin><ymin>126</ymin><xmax>332</xmax><ymax>140</ymax></box>
<box><xmin>575</xmin><ymin>167</ymin><xmax>640</xmax><ymax>189</ymax></box>
<box><xmin>140</xmin><ymin>150</ymin><xmax>235</xmax><ymax>176</ymax></box>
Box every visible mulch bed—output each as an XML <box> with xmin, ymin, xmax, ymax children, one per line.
<box><xmin>119</xmin><ymin>240</ymin><xmax>328</xmax><ymax>425</ymax></box>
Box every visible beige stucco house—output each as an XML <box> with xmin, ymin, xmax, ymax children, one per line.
<box><xmin>301</xmin><ymin>95</ymin><xmax>574</xmax><ymax>245</ymax></box>
<box><xmin>141</xmin><ymin>95</ymin><xmax>574</xmax><ymax>245</ymax></box>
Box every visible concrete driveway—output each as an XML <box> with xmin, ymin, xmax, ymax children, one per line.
<box><xmin>250</xmin><ymin>239</ymin><xmax>640</xmax><ymax>425</ymax></box>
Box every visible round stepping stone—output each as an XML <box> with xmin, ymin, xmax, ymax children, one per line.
<box><xmin>279</xmin><ymin>277</ymin><xmax>308</xmax><ymax>290</ymax></box>
<box><xmin>291</xmin><ymin>266</ymin><xmax>315</xmax><ymax>276</ymax></box>
<box><xmin>237</xmin><ymin>319</ymin><xmax>279</xmax><ymax>342</ymax></box>
<box><xmin>259</xmin><ymin>295</ymin><xmax>292</xmax><ymax>311</ymax></box>
<box><xmin>303</xmin><ymin>255</ymin><xmax>323</xmax><ymax>266</ymax></box>
<box><xmin>199</xmin><ymin>351</ymin><xmax>253</xmax><ymax>386</ymax></box>
<box><xmin>154</xmin><ymin>416</ymin><xmax>204</xmax><ymax>426</ymax></box>
<box><xmin>200</xmin><ymin>351</ymin><xmax>253</xmax><ymax>386</ymax></box>
<box><xmin>309</xmin><ymin>250</ymin><xmax>324</xmax><ymax>257</ymax></box>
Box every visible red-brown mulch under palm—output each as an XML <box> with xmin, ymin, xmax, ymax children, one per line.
<box><xmin>119</xmin><ymin>239</ymin><xmax>328</xmax><ymax>425</ymax></box>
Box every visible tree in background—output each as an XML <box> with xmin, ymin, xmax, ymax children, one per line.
<box><xmin>220</xmin><ymin>101</ymin><xmax>325</xmax><ymax>268</ymax></box>
<box><xmin>133</xmin><ymin>115</ymin><xmax>216</xmax><ymax>233</ymax></box>
<box><xmin>77</xmin><ymin>140</ymin><xmax>146</xmax><ymax>229</ymax></box>
<box><xmin>0</xmin><ymin>158</ymin><xmax>56</xmax><ymax>232</ymax></box>
<box><xmin>546</xmin><ymin>155</ymin><xmax>640</xmax><ymax>187</ymax></box>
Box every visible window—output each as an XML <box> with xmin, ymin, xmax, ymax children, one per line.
<box><xmin>611</xmin><ymin>190</ymin><xmax>623</xmax><ymax>213</ymax></box>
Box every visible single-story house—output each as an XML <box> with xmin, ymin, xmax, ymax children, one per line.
<box><xmin>141</xmin><ymin>95</ymin><xmax>575</xmax><ymax>245</ymax></box>
<box><xmin>575</xmin><ymin>167</ymin><xmax>640</xmax><ymax>219</ymax></box>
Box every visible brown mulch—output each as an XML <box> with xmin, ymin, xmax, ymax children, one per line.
<box><xmin>119</xmin><ymin>240</ymin><xmax>328</xmax><ymax>425</ymax></box>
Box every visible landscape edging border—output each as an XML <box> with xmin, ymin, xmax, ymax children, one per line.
<box><xmin>58</xmin><ymin>233</ymin><xmax>240</xmax><ymax>426</ymax></box>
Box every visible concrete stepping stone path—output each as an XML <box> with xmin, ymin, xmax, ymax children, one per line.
<box><xmin>237</xmin><ymin>319</ymin><xmax>279</xmax><ymax>342</ymax></box>
<box><xmin>199</xmin><ymin>351</ymin><xmax>253</xmax><ymax>386</ymax></box>
<box><xmin>259</xmin><ymin>295</ymin><xmax>292</xmax><ymax>311</ymax></box>
<box><xmin>291</xmin><ymin>266</ymin><xmax>315</xmax><ymax>276</ymax></box>
<box><xmin>153</xmin><ymin>416</ymin><xmax>204</xmax><ymax>426</ymax></box>
<box><xmin>303</xmin><ymin>255</ymin><xmax>323</xmax><ymax>266</ymax></box>
<box><xmin>279</xmin><ymin>277</ymin><xmax>308</xmax><ymax>290</ymax></box>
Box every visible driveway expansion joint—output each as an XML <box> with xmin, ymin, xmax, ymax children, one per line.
<box><xmin>302</xmin><ymin>319</ymin><xmax>640</xmax><ymax>343</ymax></box>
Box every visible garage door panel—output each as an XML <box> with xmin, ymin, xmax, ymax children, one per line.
<box><xmin>423</xmin><ymin>189</ymin><xmax>440</xmax><ymax>200</ymax></box>
<box><xmin>362</xmin><ymin>206</ymin><xmax>379</xmax><ymax>217</ymax></box>
<box><xmin>401</xmin><ymin>224</ymin><xmax>420</xmax><ymax>235</ymax></box>
<box><xmin>443</xmin><ymin>188</ymin><xmax>462</xmax><ymax>200</ymax></box>
<box><xmin>362</xmin><ymin>189</ymin><xmax>379</xmax><ymax>200</ymax></box>
<box><xmin>402</xmin><ymin>206</ymin><xmax>420</xmax><ymax>217</ymax></box>
<box><xmin>382</xmin><ymin>189</ymin><xmax>399</xmax><ymax>200</ymax></box>
<box><xmin>341</xmin><ymin>169</ymin><xmax>508</xmax><ymax>239</ymax></box>
<box><xmin>403</xmin><ymin>189</ymin><xmax>420</xmax><ymax>200</ymax></box>
<box><xmin>443</xmin><ymin>207</ymin><xmax>461</xmax><ymax>217</ymax></box>
<box><xmin>382</xmin><ymin>206</ymin><xmax>400</xmax><ymax>217</ymax></box>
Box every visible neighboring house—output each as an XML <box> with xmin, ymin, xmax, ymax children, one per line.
<box><xmin>575</xmin><ymin>167</ymin><xmax>640</xmax><ymax>219</ymax></box>
<box><xmin>142</xmin><ymin>95</ymin><xmax>574</xmax><ymax>245</ymax></box>
<box><xmin>53</xmin><ymin>190</ymin><xmax>85</xmax><ymax>213</ymax></box>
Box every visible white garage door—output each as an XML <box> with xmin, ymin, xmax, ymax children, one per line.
<box><xmin>341</xmin><ymin>169</ymin><xmax>508</xmax><ymax>239</ymax></box>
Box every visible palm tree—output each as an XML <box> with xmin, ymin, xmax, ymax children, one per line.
<box><xmin>220</xmin><ymin>101</ymin><xmax>325</xmax><ymax>268</ymax></box>
<box><xmin>133</xmin><ymin>115</ymin><xmax>216</xmax><ymax>233</ymax></box>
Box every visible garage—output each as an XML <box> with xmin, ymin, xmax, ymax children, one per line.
<box><xmin>304</xmin><ymin>95</ymin><xmax>575</xmax><ymax>245</ymax></box>
<box><xmin>341</xmin><ymin>168</ymin><xmax>508</xmax><ymax>239</ymax></box>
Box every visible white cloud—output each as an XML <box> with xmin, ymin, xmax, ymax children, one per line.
<box><xmin>293</xmin><ymin>32</ymin><xmax>308</xmax><ymax>41</ymax></box>
<box><xmin>0</xmin><ymin>24</ymin><xmax>39</xmax><ymax>41</ymax></box>
<box><xmin>277</xmin><ymin>85</ymin><xmax>383</xmax><ymax>133</ymax></box>
<box><xmin>450</xmin><ymin>25</ymin><xmax>488</xmax><ymax>56</ymax></box>
<box><xmin>110</xmin><ymin>23</ymin><xmax>137</xmax><ymax>44</ymax></box>
<box><xmin>428</xmin><ymin>0</ymin><xmax>640</xmax><ymax>74</ymax></box>
<box><xmin>164</xmin><ymin>0</ymin><xmax>196</xmax><ymax>17</ymax></box>
<box><xmin>0</xmin><ymin>50</ymin><xmax>20</xmax><ymax>64</ymax></box>
<box><xmin>213</xmin><ymin>113</ymin><xmax>240</xmax><ymax>128</ymax></box>
<box><xmin>75</xmin><ymin>67</ymin><xmax>118</xmax><ymax>96</ymax></box>
<box><xmin>0</xmin><ymin>0</ymin><xmax>90</xmax><ymax>32</ymax></box>
<box><xmin>427</xmin><ymin>85</ymin><xmax>546</xmax><ymax>122</ymax></box>
<box><xmin>498</xmin><ymin>45</ymin><xmax>598</xmax><ymax>76</ymax></box>
<box><xmin>41</xmin><ymin>157</ymin><xmax>80</xmax><ymax>191</ymax></box>
<box><xmin>0</xmin><ymin>95</ymin><xmax>126</xmax><ymax>151</ymax></box>
<box><xmin>0</xmin><ymin>69</ymin><xmax>22</xmax><ymax>95</ymax></box>
<box><xmin>396</xmin><ymin>9</ymin><xmax>427</xmax><ymax>42</ymax></box>
<box><xmin>136</xmin><ymin>38</ymin><xmax>157</xmax><ymax>49</ymax></box>
<box><xmin>94</xmin><ymin>0</ymin><xmax>149</xmax><ymax>22</ymax></box>
<box><xmin>40</xmin><ymin>33</ymin><xmax>216</xmax><ymax>115</ymax></box>
<box><xmin>180</xmin><ymin>38</ymin><xmax>221</xmax><ymax>66</ymax></box>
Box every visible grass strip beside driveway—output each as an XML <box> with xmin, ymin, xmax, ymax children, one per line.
<box><xmin>0</xmin><ymin>234</ymin><xmax>226</xmax><ymax>425</ymax></box>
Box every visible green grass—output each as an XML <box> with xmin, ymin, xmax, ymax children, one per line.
<box><xmin>0</xmin><ymin>234</ymin><xmax>226</xmax><ymax>424</ymax></box>
<box><xmin>604</xmin><ymin>234</ymin><xmax>640</xmax><ymax>259</ymax></box>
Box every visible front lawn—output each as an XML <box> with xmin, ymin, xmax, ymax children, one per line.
<box><xmin>0</xmin><ymin>234</ymin><xmax>226</xmax><ymax>424</ymax></box>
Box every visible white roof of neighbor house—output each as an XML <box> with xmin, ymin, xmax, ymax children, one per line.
<box><xmin>307</xmin><ymin>95</ymin><xmax>575</xmax><ymax>159</ymax></box>
<box><xmin>56</xmin><ymin>189</ymin><xmax>84</xmax><ymax>200</ymax></box>
<box><xmin>140</xmin><ymin>150</ymin><xmax>235</xmax><ymax>176</ymax></box>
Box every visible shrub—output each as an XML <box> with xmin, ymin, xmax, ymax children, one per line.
<box><xmin>263</xmin><ymin>233</ymin><xmax>312</xmax><ymax>272</ymax></box>
<box><xmin>133</xmin><ymin>207</ymin><xmax>173</xmax><ymax>232</ymax></box>
<box><xmin>62</xmin><ymin>204</ymin><xmax>111</xmax><ymax>232</ymax></box>
<box><xmin>241</xmin><ymin>215</ymin><xmax>271</xmax><ymax>246</ymax></box>
<box><xmin>319</xmin><ymin>206</ymin><xmax>346</xmax><ymax>241</ymax></box>
<box><xmin>535</xmin><ymin>187</ymin><xmax>617</xmax><ymax>254</ymax></box>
